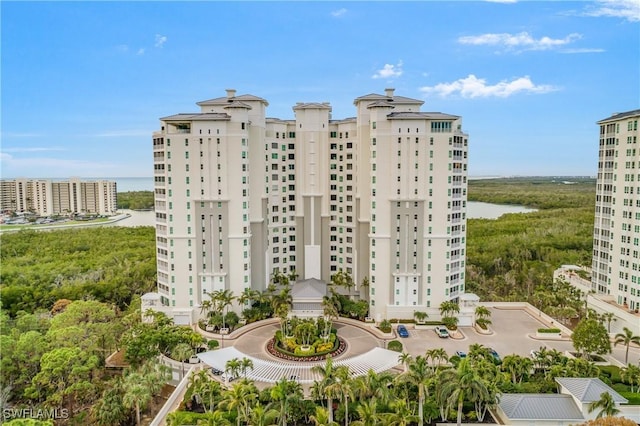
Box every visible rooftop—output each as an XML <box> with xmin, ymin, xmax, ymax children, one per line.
<box><xmin>499</xmin><ymin>394</ymin><xmax>584</xmax><ymax>421</ymax></box>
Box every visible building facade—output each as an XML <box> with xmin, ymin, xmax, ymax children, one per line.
<box><xmin>153</xmin><ymin>89</ymin><xmax>469</xmax><ymax>324</ymax></box>
<box><xmin>592</xmin><ymin>110</ymin><xmax>640</xmax><ymax>312</ymax></box>
<box><xmin>0</xmin><ymin>178</ymin><xmax>117</xmax><ymax>216</ymax></box>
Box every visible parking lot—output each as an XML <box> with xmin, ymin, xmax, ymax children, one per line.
<box><xmin>396</xmin><ymin>307</ymin><xmax>640</xmax><ymax>366</ymax></box>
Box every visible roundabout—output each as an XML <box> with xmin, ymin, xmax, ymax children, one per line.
<box><xmin>196</xmin><ymin>319</ymin><xmax>401</xmax><ymax>384</ymax></box>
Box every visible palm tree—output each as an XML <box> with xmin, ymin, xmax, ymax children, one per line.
<box><xmin>310</xmin><ymin>406</ymin><xmax>339</xmax><ymax>426</ymax></box>
<box><xmin>600</xmin><ymin>312</ymin><xmax>617</xmax><ymax>333</ymax></box>
<box><xmin>239</xmin><ymin>357</ymin><xmax>254</xmax><ymax>379</ymax></box>
<box><xmin>269</xmin><ymin>377</ymin><xmax>303</xmax><ymax>426</ymax></box>
<box><xmin>414</xmin><ymin>311</ymin><xmax>428</xmax><ymax>324</ymax></box>
<box><xmin>272</xmin><ymin>288</ymin><xmax>293</xmax><ymax>336</ymax></box>
<box><xmin>351</xmin><ymin>399</ymin><xmax>382</xmax><ymax>426</ymax></box>
<box><xmin>327</xmin><ymin>366</ymin><xmax>353</xmax><ymax>426</ymax></box>
<box><xmin>383</xmin><ymin>399</ymin><xmax>418</xmax><ymax>426</ymax></box>
<box><xmin>425</xmin><ymin>348</ymin><xmax>448</xmax><ymax>370</ymax></box>
<box><xmin>122</xmin><ymin>372</ymin><xmax>152</xmax><ymax>426</ymax></box>
<box><xmin>312</xmin><ymin>357</ymin><xmax>338</xmax><ymax>423</ymax></box>
<box><xmin>247</xmin><ymin>403</ymin><xmax>279</xmax><ymax>426</ymax></box>
<box><xmin>225</xmin><ymin>358</ymin><xmax>241</xmax><ymax>384</ymax></box>
<box><xmin>213</xmin><ymin>289</ymin><xmax>235</xmax><ymax>330</ymax></box>
<box><xmin>221</xmin><ymin>382</ymin><xmax>256</xmax><ymax>426</ymax></box>
<box><xmin>398</xmin><ymin>352</ymin><xmax>412</xmax><ymax>373</ymax></box>
<box><xmin>401</xmin><ymin>355</ymin><xmax>433</xmax><ymax>426</ymax></box>
<box><xmin>614</xmin><ymin>327</ymin><xmax>640</xmax><ymax>364</ymax></box>
<box><xmin>238</xmin><ymin>287</ymin><xmax>258</xmax><ymax>309</ymax></box>
<box><xmin>474</xmin><ymin>306</ymin><xmax>492</xmax><ymax>328</ymax></box>
<box><xmin>439</xmin><ymin>301</ymin><xmax>460</xmax><ymax>319</ymax></box>
<box><xmin>502</xmin><ymin>354</ymin><xmax>533</xmax><ymax>384</ymax></box>
<box><xmin>437</xmin><ymin>358</ymin><xmax>490</xmax><ymax>426</ymax></box>
<box><xmin>589</xmin><ymin>392</ymin><xmax>621</xmax><ymax>419</ymax></box>
<box><xmin>352</xmin><ymin>369</ymin><xmax>394</xmax><ymax>406</ymax></box>
<box><xmin>198</xmin><ymin>378</ymin><xmax>223</xmax><ymax>413</ymax></box>
<box><xmin>172</xmin><ymin>342</ymin><xmax>193</xmax><ymax>379</ymax></box>
<box><xmin>322</xmin><ymin>296</ymin><xmax>340</xmax><ymax>341</ymax></box>
<box><xmin>620</xmin><ymin>364</ymin><xmax>640</xmax><ymax>392</ymax></box>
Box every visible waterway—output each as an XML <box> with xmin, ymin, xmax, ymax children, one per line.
<box><xmin>113</xmin><ymin>202</ymin><xmax>537</xmax><ymax>228</ymax></box>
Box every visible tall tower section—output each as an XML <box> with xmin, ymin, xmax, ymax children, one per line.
<box><xmin>355</xmin><ymin>89</ymin><xmax>469</xmax><ymax>321</ymax></box>
<box><xmin>592</xmin><ymin>110</ymin><xmax>640</xmax><ymax>311</ymax></box>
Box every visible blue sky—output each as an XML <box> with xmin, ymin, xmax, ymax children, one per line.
<box><xmin>1</xmin><ymin>1</ymin><xmax>638</xmax><ymax>178</ymax></box>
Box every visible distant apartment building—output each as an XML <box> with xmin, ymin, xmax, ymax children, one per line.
<box><xmin>152</xmin><ymin>88</ymin><xmax>469</xmax><ymax>324</ymax></box>
<box><xmin>0</xmin><ymin>178</ymin><xmax>117</xmax><ymax>216</ymax></box>
<box><xmin>592</xmin><ymin>109</ymin><xmax>640</xmax><ymax>311</ymax></box>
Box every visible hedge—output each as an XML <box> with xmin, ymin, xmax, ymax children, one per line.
<box><xmin>537</xmin><ymin>328</ymin><xmax>561</xmax><ymax>333</ymax></box>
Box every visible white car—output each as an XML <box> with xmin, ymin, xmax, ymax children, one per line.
<box><xmin>434</xmin><ymin>326</ymin><xmax>449</xmax><ymax>338</ymax></box>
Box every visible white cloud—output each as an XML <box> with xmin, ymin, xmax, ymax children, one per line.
<box><xmin>420</xmin><ymin>74</ymin><xmax>558</xmax><ymax>98</ymax></box>
<box><xmin>137</xmin><ymin>48</ymin><xmax>145</xmax><ymax>55</ymax></box>
<box><xmin>331</xmin><ymin>8</ymin><xmax>347</xmax><ymax>17</ymax></box>
<box><xmin>115</xmin><ymin>44</ymin><xmax>129</xmax><ymax>53</ymax></box>
<box><xmin>458</xmin><ymin>32</ymin><xmax>582</xmax><ymax>51</ymax></box>
<box><xmin>2</xmin><ymin>147</ymin><xmax>66</xmax><ymax>153</ymax></box>
<box><xmin>560</xmin><ymin>48</ymin><xmax>606</xmax><ymax>54</ymax></box>
<box><xmin>155</xmin><ymin>34</ymin><xmax>168</xmax><ymax>48</ymax></box>
<box><xmin>372</xmin><ymin>61</ymin><xmax>403</xmax><ymax>79</ymax></box>
<box><xmin>583</xmin><ymin>0</ymin><xmax>640</xmax><ymax>22</ymax></box>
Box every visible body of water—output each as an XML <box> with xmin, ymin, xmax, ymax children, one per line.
<box><xmin>114</xmin><ymin>202</ymin><xmax>536</xmax><ymax>228</ymax></box>
<box><xmin>467</xmin><ymin>201</ymin><xmax>537</xmax><ymax>219</ymax></box>
<box><xmin>113</xmin><ymin>177</ymin><xmax>154</xmax><ymax>192</ymax></box>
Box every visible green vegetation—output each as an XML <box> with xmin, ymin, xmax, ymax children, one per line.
<box><xmin>0</xmin><ymin>299</ymin><xmax>171</xmax><ymax>425</ymax></box>
<box><xmin>467</xmin><ymin>177</ymin><xmax>596</xmax><ymax>209</ymax></box>
<box><xmin>466</xmin><ymin>177</ymin><xmax>595</xmax><ymax>304</ymax></box>
<box><xmin>537</xmin><ymin>328</ymin><xmax>561</xmax><ymax>333</ymax></box>
<box><xmin>387</xmin><ymin>340</ymin><xmax>403</xmax><ymax>352</ymax></box>
<box><xmin>116</xmin><ymin>190</ymin><xmax>154</xmax><ymax>210</ymax></box>
<box><xmin>0</xmin><ymin>227</ymin><xmax>156</xmax><ymax>316</ymax></box>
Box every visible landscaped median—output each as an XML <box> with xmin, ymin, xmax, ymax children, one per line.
<box><xmin>535</xmin><ymin>327</ymin><xmax>563</xmax><ymax>339</ymax></box>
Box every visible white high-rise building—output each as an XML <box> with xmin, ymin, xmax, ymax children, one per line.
<box><xmin>592</xmin><ymin>109</ymin><xmax>640</xmax><ymax>311</ymax></box>
<box><xmin>0</xmin><ymin>178</ymin><xmax>117</xmax><ymax>216</ymax></box>
<box><xmin>152</xmin><ymin>89</ymin><xmax>469</xmax><ymax>324</ymax></box>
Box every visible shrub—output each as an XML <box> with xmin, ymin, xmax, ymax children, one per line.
<box><xmin>316</xmin><ymin>342</ymin><xmax>333</xmax><ymax>353</ymax></box>
<box><xmin>537</xmin><ymin>328</ymin><xmax>561</xmax><ymax>333</ymax></box>
<box><xmin>619</xmin><ymin>391</ymin><xmax>640</xmax><ymax>405</ymax></box>
<box><xmin>442</xmin><ymin>317</ymin><xmax>458</xmax><ymax>330</ymax></box>
<box><xmin>598</xmin><ymin>365</ymin><xmax>622</xmax><ymax>383</ymax></box>
<box><xmin>207</xmin><ymin>339</ymin><xmax>219</xmax><ymax>350</ymax></box>
<box><xmin>294</xmin><ymin>345</ymin><xmax>315</xmax><ymax>355</ymax></box>
<box><xmin>378</xmin><ymin>320</ymin><xmax>392</xmax><ymax>333</ymax></box>
<box><xmin>387</xmin><ymin>340</ymin><xmax>403</xmax><ymax>352</ymax></box>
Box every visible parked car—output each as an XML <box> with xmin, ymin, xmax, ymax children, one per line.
<box><xmin>455</xmin><ymin>350</ymin><xmax>466</xmax><ymax>358</ymax></box>
<box><xmin>488</xmin><ymin>348</ymin><xmax>501</xmax><ymax>364</ymax></box>
<box><xmin>397</xmin><ymin>324</ymin><xmax>409</xmax><ymax>338</ymax></box>
<box><xmin>188</xmin><ymin>355</ymin><xmax>201</xmax><ymax>364</ymax></box>
<box><xmin>220</xmin><ymin>373</ymin><xmax>237</xmax><ymax>382</ymax></box>
<box><xmin>211</xmin><ymin>368</ymin><xmax>223</xmax><ymax>376</ymax></box>
<box><xmin>434</xmin><ymin>326</ymin><xmax>449</xmax><ymax>338</ymax></box>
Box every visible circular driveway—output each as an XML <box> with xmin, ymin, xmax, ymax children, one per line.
<box><xmin>231</xmin><ymin>321</ymin><xmax>381</xmax><ymax>361</ymax></box>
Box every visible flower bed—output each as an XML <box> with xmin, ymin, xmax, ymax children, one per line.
<box><xmin>266</xmin><ymin>337</ymin><xmax>347</xmax><ymax>362</ymax></box>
